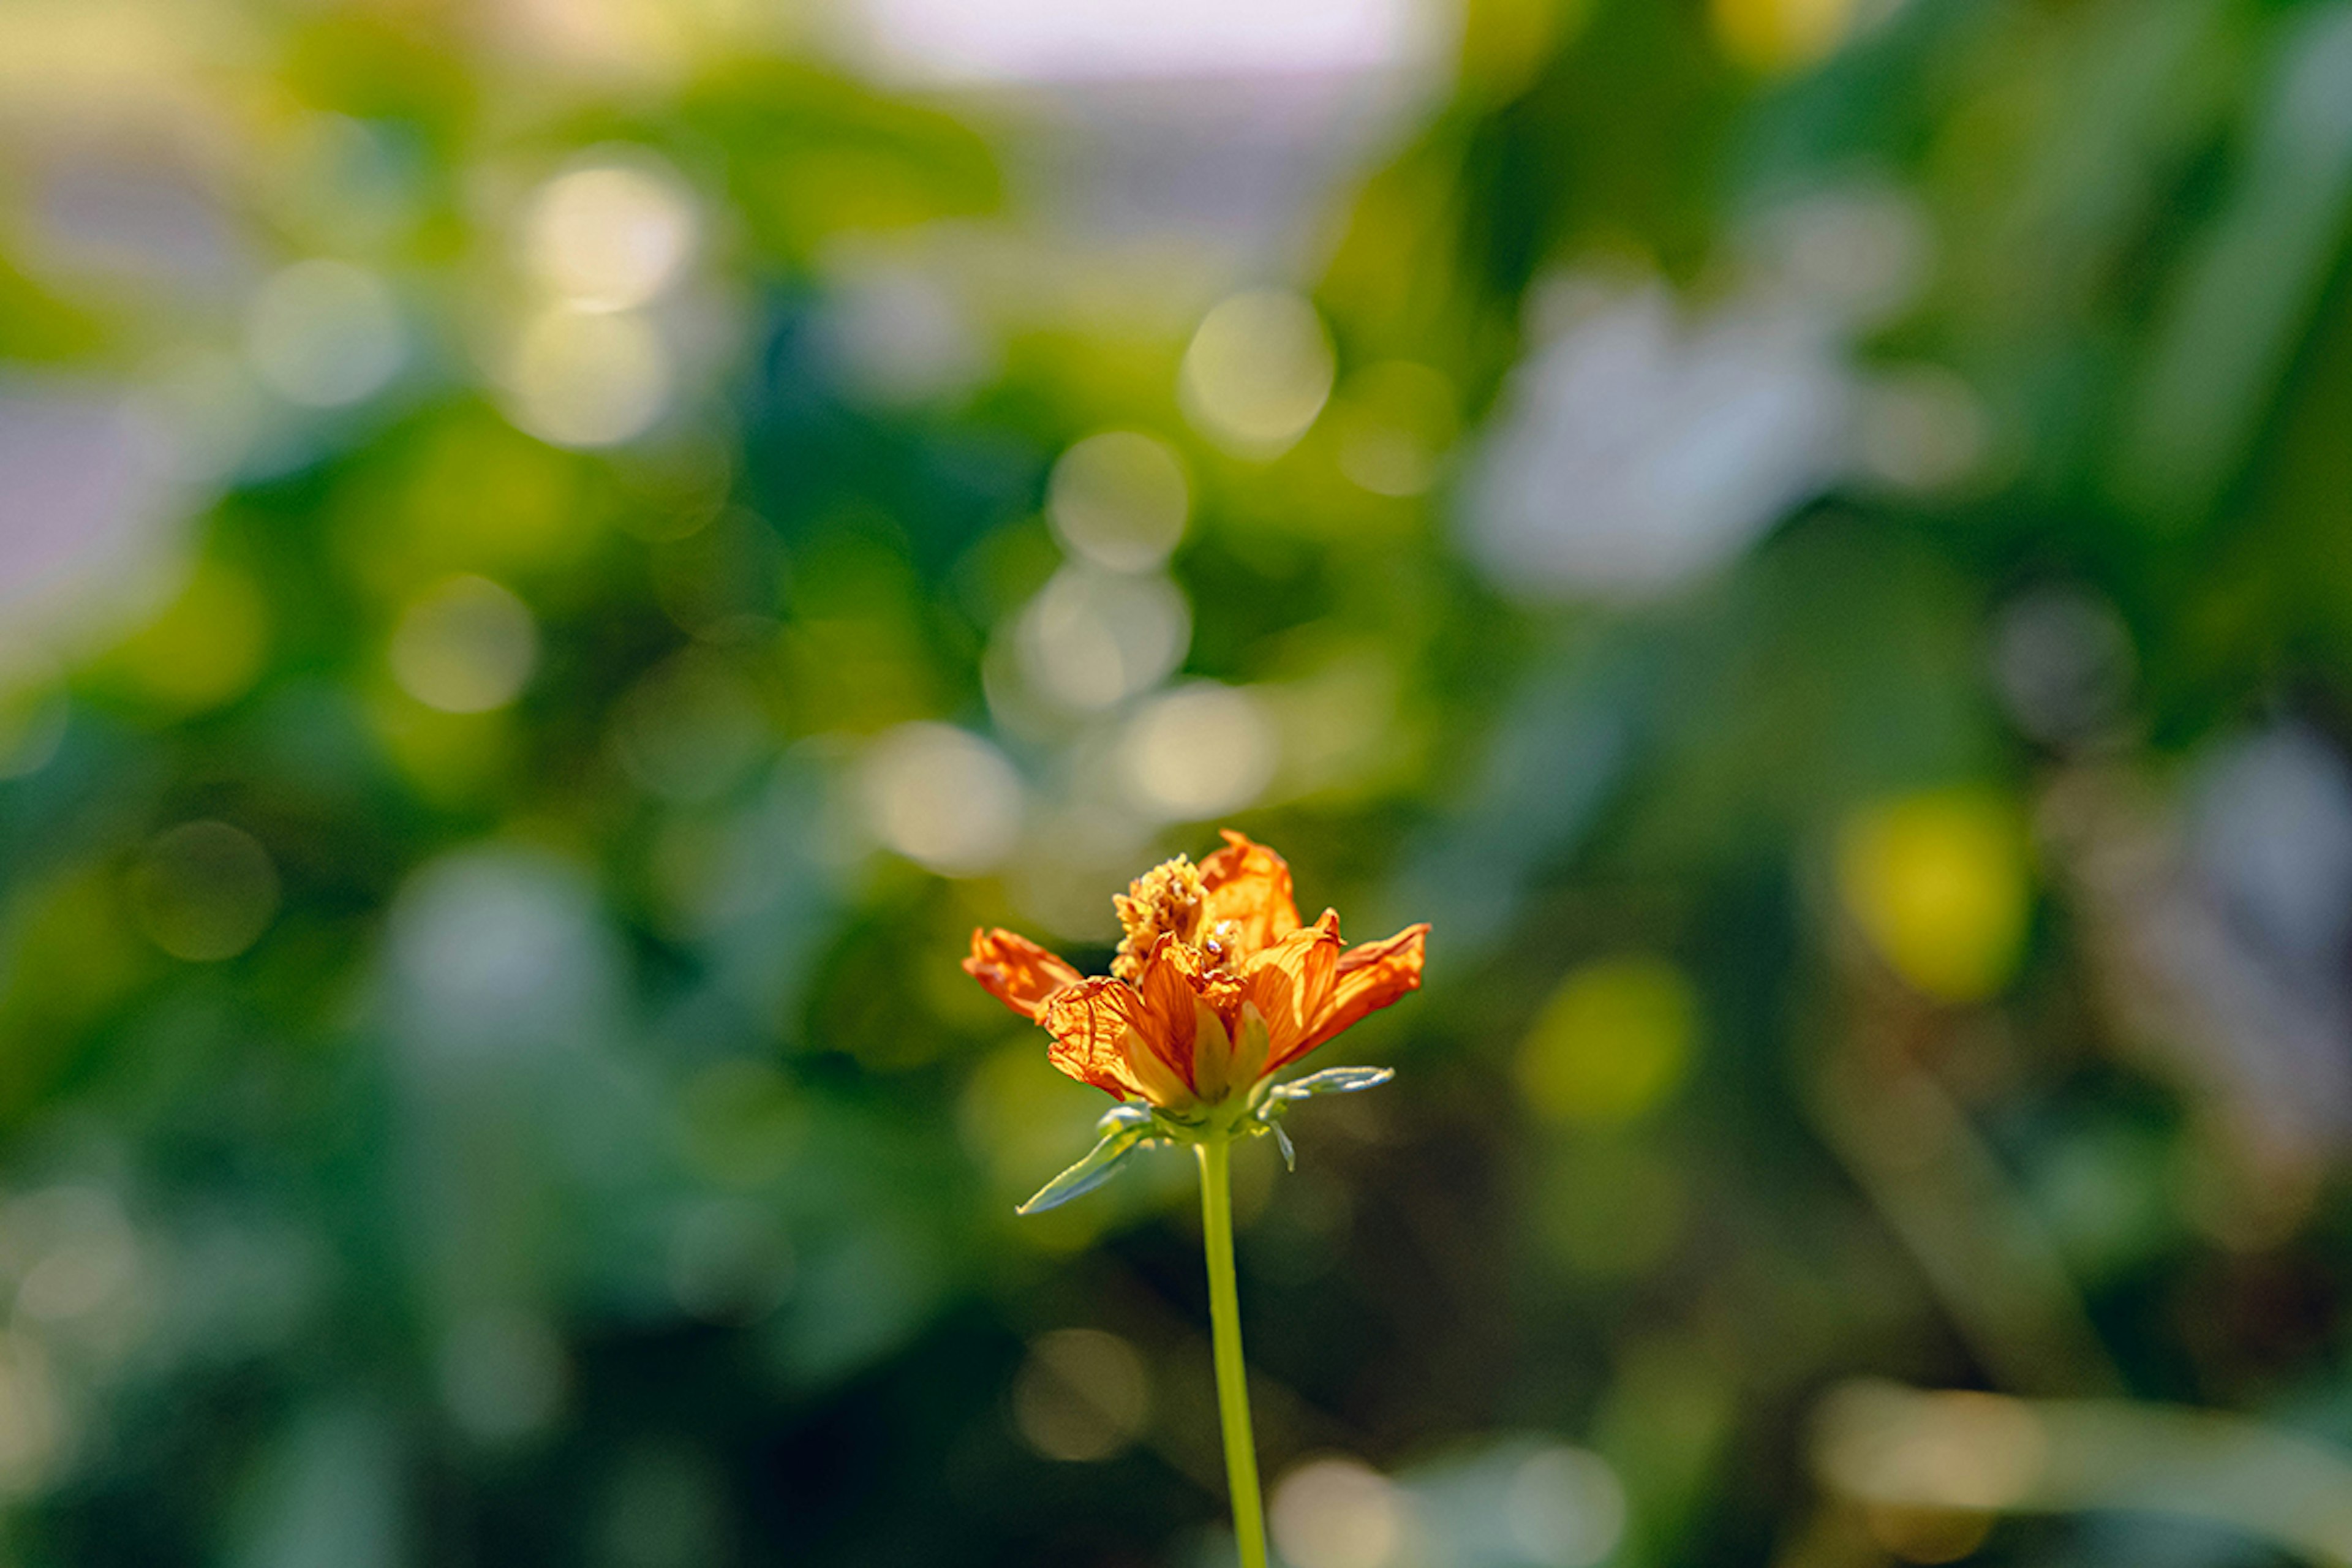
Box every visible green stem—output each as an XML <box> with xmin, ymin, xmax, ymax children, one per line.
<box><xmin>1196</xmin><ymin>1138</ymin><xmax>1270</xmax><ymax>1568</ymax></box>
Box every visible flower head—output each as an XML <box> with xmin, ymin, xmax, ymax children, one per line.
<box><xmin>966</xmin><ymin>831</ymin><xmax>1428</xmax><ymax>1115</ymax></box>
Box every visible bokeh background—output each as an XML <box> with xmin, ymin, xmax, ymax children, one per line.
<box><xmin>4</xmin><ymin>0</ymin><xmax>2352</xmax><ymax>1562</ymax></box>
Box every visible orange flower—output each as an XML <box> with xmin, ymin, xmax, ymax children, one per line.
<box><xmin>965</xmin><ymin>831</ymin><xmax>1428</xmax><ymax>1114</ymax></box>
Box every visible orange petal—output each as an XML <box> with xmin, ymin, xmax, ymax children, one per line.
<box><xmin>1239</xmin><ymin>913</ymin><xmax>1342</xmax><ymax>1072</ymax></box>
<box><xmin>1132</xmin><ymin>935</ymin><xmax>1204</xmax><ymax>1096</ymax></box>
<box><xmin>964</xmin><ymin>928</ymin><xmax>1085</xmax><ymax>1023</ymax></box>
<box><xmin>1039</xmin><ymin>977</ymin><xmax>1147</xmax><ymax>1099</ymax></box>
<box><xmin>1199</xmin><ymin>830</ymin><xmax>1302</xmax><ymax>959</ymax></box>
<box><xmin>1283</xmin><ymin>922</ymin><xmax>1428</xmax><ymax>1068</ymax></box>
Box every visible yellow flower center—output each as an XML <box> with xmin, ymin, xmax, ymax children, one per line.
<box><xmin>1111</xmin><ymin>855</ymin><xmax>1205</xmax><ymax>981</ymax></box>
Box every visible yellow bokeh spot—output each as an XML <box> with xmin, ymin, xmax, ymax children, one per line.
<box><xmin>108</xmin><ymin>561</ymin><xmax>268</xmax><ymax>712</ymax></box>
<box><xmin>1518</xmin><ymin>956</ymin><xmax>1698</xmax><ymax>1126</ymax></box>
<box><xmin>1836</xmin><ymin>789</ymin><xmax>2030</xmax><ymax>1003</ymax></box>
<box><xmin>1862</xmin><ymin>1504</ymin><xmax>1996</xmax><ymax>1566</ymax></box>
<box><xmin>1710</xmin><ymin>0</ymin><xmax>1863</xmax><ymax>72</ymax></box>
<box><xmin>366</xmin><ymin>690</ymin><xmax>512</xmax><ymax>804</ymax></box>
<box><xmin>1459</xmin><ymin>0</ymin><xmax>1589</xmax><ymax>102</ymax></box>
<box><xmin>0</xmin><ymin>869</ymin><xmax>151</xmax><ymax>1114</ymax></box>
<box><xmin>400</xmin><ymin>418</ymin><xmax>594</xmax><ymax>574</ymax></box>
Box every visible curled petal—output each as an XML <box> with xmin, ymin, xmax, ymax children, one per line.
<box><xmin>1039</xmin><ymin>978</ymin><xmax>1147</xmax><ymax>1099</ymax></box>
<box><xmin>1199</xmin><ymin>831</ymin><xmax>1302</xmax><ymax>959</ymax></box>
<box><xmin>1239</xmin><ymin>913</ymin><xmax>1342</xmax><ymax>1070</ymax></box>
<box><xmin>1283</xmin><ymin>923</ymin><xmax>1428</xmax><ymax>1068</ymax></box>
<box><xmin>965</xmin><ymin>929</ymin><xmax>1084</xmax><ymax>1023</ymax></box>
<box><xmin>1155</xmin><ymin>929</ymin><xmax>1243</xmax><ymax>1013</ymax></box>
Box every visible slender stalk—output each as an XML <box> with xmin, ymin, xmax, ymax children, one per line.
<box><xmin>1196</xmin><ymin>1137</ymin><xmax>1270</xmax><ymax>1568</ymax></box>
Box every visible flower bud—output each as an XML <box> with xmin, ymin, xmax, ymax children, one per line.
<box><xmin>1190</xmin><ymin>995</ymin><xmax>1238</xmax><ymax>1103</ymax></box>
<box><xmin>1119</xmin><ymin>1025</ymin><xmax>1198</xmax><ymax>1111</ymax></box>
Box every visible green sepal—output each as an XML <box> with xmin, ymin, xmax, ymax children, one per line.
<box><xmin>1266</xmin><ymin>1065</ymin><xmax>1395</xmax><ymax>1101</ymax></box>
<box><xmin>1019</xmin><ymin>1068</ymin><xmax>1395</xmax><ymax>1210</ymax></box>
<box><xmin>1245</xmin><ymin>1065</ymin><xmax>1393</xmax><ymax>1171</ymax></box>
<box><xmin>1016</xmin><ymin>1104</ymin><xmax>1158</xmax><ymax>1215</ymax></box>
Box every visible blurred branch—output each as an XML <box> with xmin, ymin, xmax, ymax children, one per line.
<box><xmin>1812</xmin><ymin>1380</ymin><xmax>2352</xmax><ymax>1567</ymax></box>
<box><xmin>1807</xmin><ymin>1004</ymin><xmax>2124</xmax><ymax>1396</ymax></box>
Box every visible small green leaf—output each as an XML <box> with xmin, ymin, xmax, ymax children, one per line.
<box><xmin>1268</xmin><ymin>1065</ymin><xmax>1395</xmax><ymax>1101</ymax></box>
<box><xmin>1015</xmin><ymin>1107</ymin><xmax>1157</xmax><ymax>1215</ymax></box>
